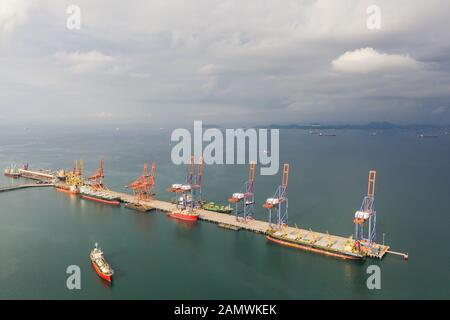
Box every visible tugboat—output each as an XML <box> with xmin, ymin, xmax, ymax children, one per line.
<box><xmin>4</xmin><ymin>165</ymin><xmax>20</xmax><ymax>178</ymax></box>
<box><xmin>167</xmin><ymin>209</ymin><xmax>199</xmax><ymax>222</ymax></box>
<box><xmin>90</xmin><ymin>243</ymin><xmax>114</xmax><ymax>282</ymax></box>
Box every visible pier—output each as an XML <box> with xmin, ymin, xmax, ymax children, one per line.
<box><xmin>0</xmin><ymin>183</ymin><xmax>54</xmax><ymax>193</ymax></box>
<box><xmin>1</xmin><ymin>167</ymin><xmax>406</xmax><ymax>261</ymax></box>
<box><xmin>107</xmin><ymin>190</ymin><xmax>391</xmax><ymax>259</ymax></box>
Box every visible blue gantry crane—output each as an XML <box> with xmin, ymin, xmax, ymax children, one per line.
<box><xmin>354</xmin><ymin>170</ymin><xmax>377</xmax><ymax>243</ymax></box>
<box><xmin>264</xmin><ymin>163</ymin><xmax>289</xmax><ymax>228</ymax></box>
<box><xmin>228</xmin><ymin>162</ymin><xmax>256</xmax><ymax>221</ymax></box>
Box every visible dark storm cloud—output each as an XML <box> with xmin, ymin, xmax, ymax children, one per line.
<box><xmin>0</xmin><ymin>0</ymin><xmax>449</xmax><ymax>125</ymax></box>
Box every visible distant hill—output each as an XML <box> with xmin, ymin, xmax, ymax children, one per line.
<box><xmin>260</xmin><ymin>122</ymin><xmax>448</xmax><ymax>130</ymax></box>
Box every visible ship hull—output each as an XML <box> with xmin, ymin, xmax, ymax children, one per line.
<box><xmin>266</xmin><ymin>235</ymin><xmax>364</xmax><ymax>261</ymax></box>
<box><xmin>4</xmin><ymin>173</ymin><xmax>20</xmax><ymax>178</ymax></box>
<box><xmin>81</xmin><ymin>194</ymin><xmax>120</xmax><ymax>206</ymax></box>
<box><xmin>56</xmin><ymin>187</ymin><xmax>78</xmax><ymax>195</ymax></box>
<box><xmin>167</xmin><ymin>211</ymin><xmax>199</xmax><ymax>221</ymax></box>
<box><xmin>91</xmin><ymin>261</ymin><xmax>112</xmax><ymax>282</ymax></box>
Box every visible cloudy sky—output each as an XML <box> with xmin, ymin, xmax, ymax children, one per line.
<box><xmin>1</xmin><ymin>0</ymin><xmax>449</xmax><ymax>126</ymax></box>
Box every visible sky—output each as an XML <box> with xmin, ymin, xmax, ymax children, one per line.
<box><xmin>0</xmin><ymin>0</ymin><xmax>449</xmax><ymax>126</ymax></box>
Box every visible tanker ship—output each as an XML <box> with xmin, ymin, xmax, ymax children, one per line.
<box><xmin>90</xmin><ymin>243</ymin><xmax>114</xmax><ymax>282</ymax></box>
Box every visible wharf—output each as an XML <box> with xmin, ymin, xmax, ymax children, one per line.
<box><xmin>2</xmin><ymin>172</ymin><xmax>396</xmax><ymax>260</ymax></box>
<box><xmin>0</xmin><ymin>183</ymin><xmax>54</xmax><ymax>193</ymax></box>
<box><xmin>107</xmin><ymin>190</ymin><xmax>390</xmax><ymax>259</ymax></box>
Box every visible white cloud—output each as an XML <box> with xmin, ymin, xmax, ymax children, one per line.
<box><xmin>198</xmin><ymin>64</ymin><xmax>222</xmax><ymax>75</ymax></box>
<box><xmin>55</xmin><ymin>51</ymin><xmax>117</xmax><ymax>74</ymax></box>
<box><xmin>332</xmin><ymin>48</ymin><xmax>419</xmax><ymax>73</ymax></box>
<box><xmin>0</xmin><ymin>0</ymin><xmax>30</xmax><ymax>33</ymax></box>
<box><xmin>1</xmin><ymin>0</ymin><xmax>449</xmax><ymax>125</ymax></box>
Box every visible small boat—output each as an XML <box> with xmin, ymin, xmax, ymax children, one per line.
<box><xmin>90</xmin><ymin>243</ymin><xmax>114</xmax><ymax>282</ymax></box>
<box><xmin>203</xmin><ymin>202</ymin><xmax>233</xmax><ymax>214</ymax></box>
<box><xmin>167</xmin><ymin>209</ymin><xmax>199</xmax><ymax>221</ymax></box>
<box><xmin>418</xmin><ymin>134</ymin><xmax>438</xmax><ymax>138</ymax></box>
<box><xmin>319</xmin><ymin>133</ymin><xmax>336</xmax><ymax>137</ymax></box>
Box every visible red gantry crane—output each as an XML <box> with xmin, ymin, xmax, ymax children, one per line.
<box><xmin>86</xmin><ymin>159</ymin><xmax>106</xmax><ymax>190</ymax></box>
<box><xmin>127</xmin><ymin>162</ymin><xmax>156</xmax><ymax>202</ymax></box>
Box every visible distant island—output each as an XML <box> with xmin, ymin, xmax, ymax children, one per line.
<box><xmin>259</xmin><ymin>122</ymin><xmax>449</xmax><ymax>130</ymax></box>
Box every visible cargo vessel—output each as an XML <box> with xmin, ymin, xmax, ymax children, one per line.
<box><xmin>56</xmin><ymin>170</ymin><xmax>67</xmax><ymax>181</ymax></box>
<box><xmin>4</xmin><ymin>165</ymin><xmax>20</xmax><ymax>178</ymax></box>
<box><xmin>56</xmin><ymin>184</ymin><xmax>79</xmax><ymax>195</ymax></box>
<box><xmin>266</xmin><ymin>229</ymin><xmax>365</xmax><ymax>260</ymax></box>
<box><xmin>90</xmin><ymin>243</ymin><xmax>114</xmax><ymax>282</ymax></box>
<box><xmin>167</xmin><ymin>209</ymin><xmax>199</xmax><ymax>221</ymax></box>
<box><xmin>203</xmin><ymin>202</ymin><xmax>233</xmax><ymax>214</ymax></box>
<box><xmin>80</xmin><ymin>186</ymin><xmax>121</xmax><ymax>206</ymax></box>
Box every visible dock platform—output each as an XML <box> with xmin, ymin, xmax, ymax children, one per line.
<box><xmin>107</xmin><ymin>190</ymin><xmax>390</xmax><ymax>259</ymax></box>
<box><xmin>2</xmin><ymin>173</ymin><xmax>398</xmax><ymax>260</ymax></box>
<box><xmin>0</xmin><ymin>183</ymin><xmax>54</xmax><ymax>193</ymax></box>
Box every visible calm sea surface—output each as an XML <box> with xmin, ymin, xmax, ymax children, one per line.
<box><xmin>0</xmin><ymin>126</ymin><xmax>449</xmax><ymax>299</ymax></box>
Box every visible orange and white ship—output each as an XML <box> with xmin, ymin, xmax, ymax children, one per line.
<box><xmin>90</xmin><ymin>243</ymin><xmax>114</xmax><ymax>282</ymax></box>
<box><xmin>167</xmin><ymin>209</ymin><xmax>199</xmax><ymax>222</ymax></box>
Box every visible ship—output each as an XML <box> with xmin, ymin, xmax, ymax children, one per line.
<box><xmin>266</xmin><ymin>229</ymin><xmax>366</xmax><ymax>260</ymax></box>
<box><xmin>418</xmin><ymin>133</ymin><xmax>438</xmax><ymax>138</ymax></box>
<box><xmin>90</xmin><ymin>243</ymin><xmax>114</xmax><ymax>282</ymax></box>
<box><xmin>4</xmin><ymin>165</ymin><xmax>21</xmax><ymax>178</ymax></box>
<box><xmin>167</xmin><ymin>209</ymin><xmax>199</xmax><ymax>221</ymax></box>
<box><xmin>80</xmin><ymin>186</ymin><xmax>121</xmax><ymax>206</ymax></box>
<box><xmin>56</xmin><ymin>170</ymin><xmax>67</xmax><ymax>181</ymax></box>
<box><xmin>55</xmin><ymin>184</ymin><xmax>79</xmax><ymax>195</ymax></box>
<box><xmin>203</xmin><ymin>202</ymin><xmax>233</xmax><ymax>214</ymax></box>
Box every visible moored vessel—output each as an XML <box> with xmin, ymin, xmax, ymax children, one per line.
<box><xmin>56</xmin><ymin>184</ymin><xmax>79</xmax><ymax>195</ymax></box>
<box><xmin>80</xmin><ymin>186</ymin><xmax>121</xmax><ymax>206</ymax></box>
<box><xmin>90</xmin><ymin>243</ymin><xmax>114</xmax><ymax>282</ymax></box>
<box><xmin>266</xmin><ymin>229</ymin><xmax>365</xmax><ymax>260</ymax></box>
<box><xmin>4</xmin><ymin>165</ymin><xmax>21</xmax><ymax>178</ymax></box>
<box><xmin>167</xmin><ymin>209</ymin><xmax>199</xmax><ymax>221</ymax></box>
<box><xmin>203</xmin><ymin>201</ymin><xmax>233</xmax><ymax>214</ymax></box>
